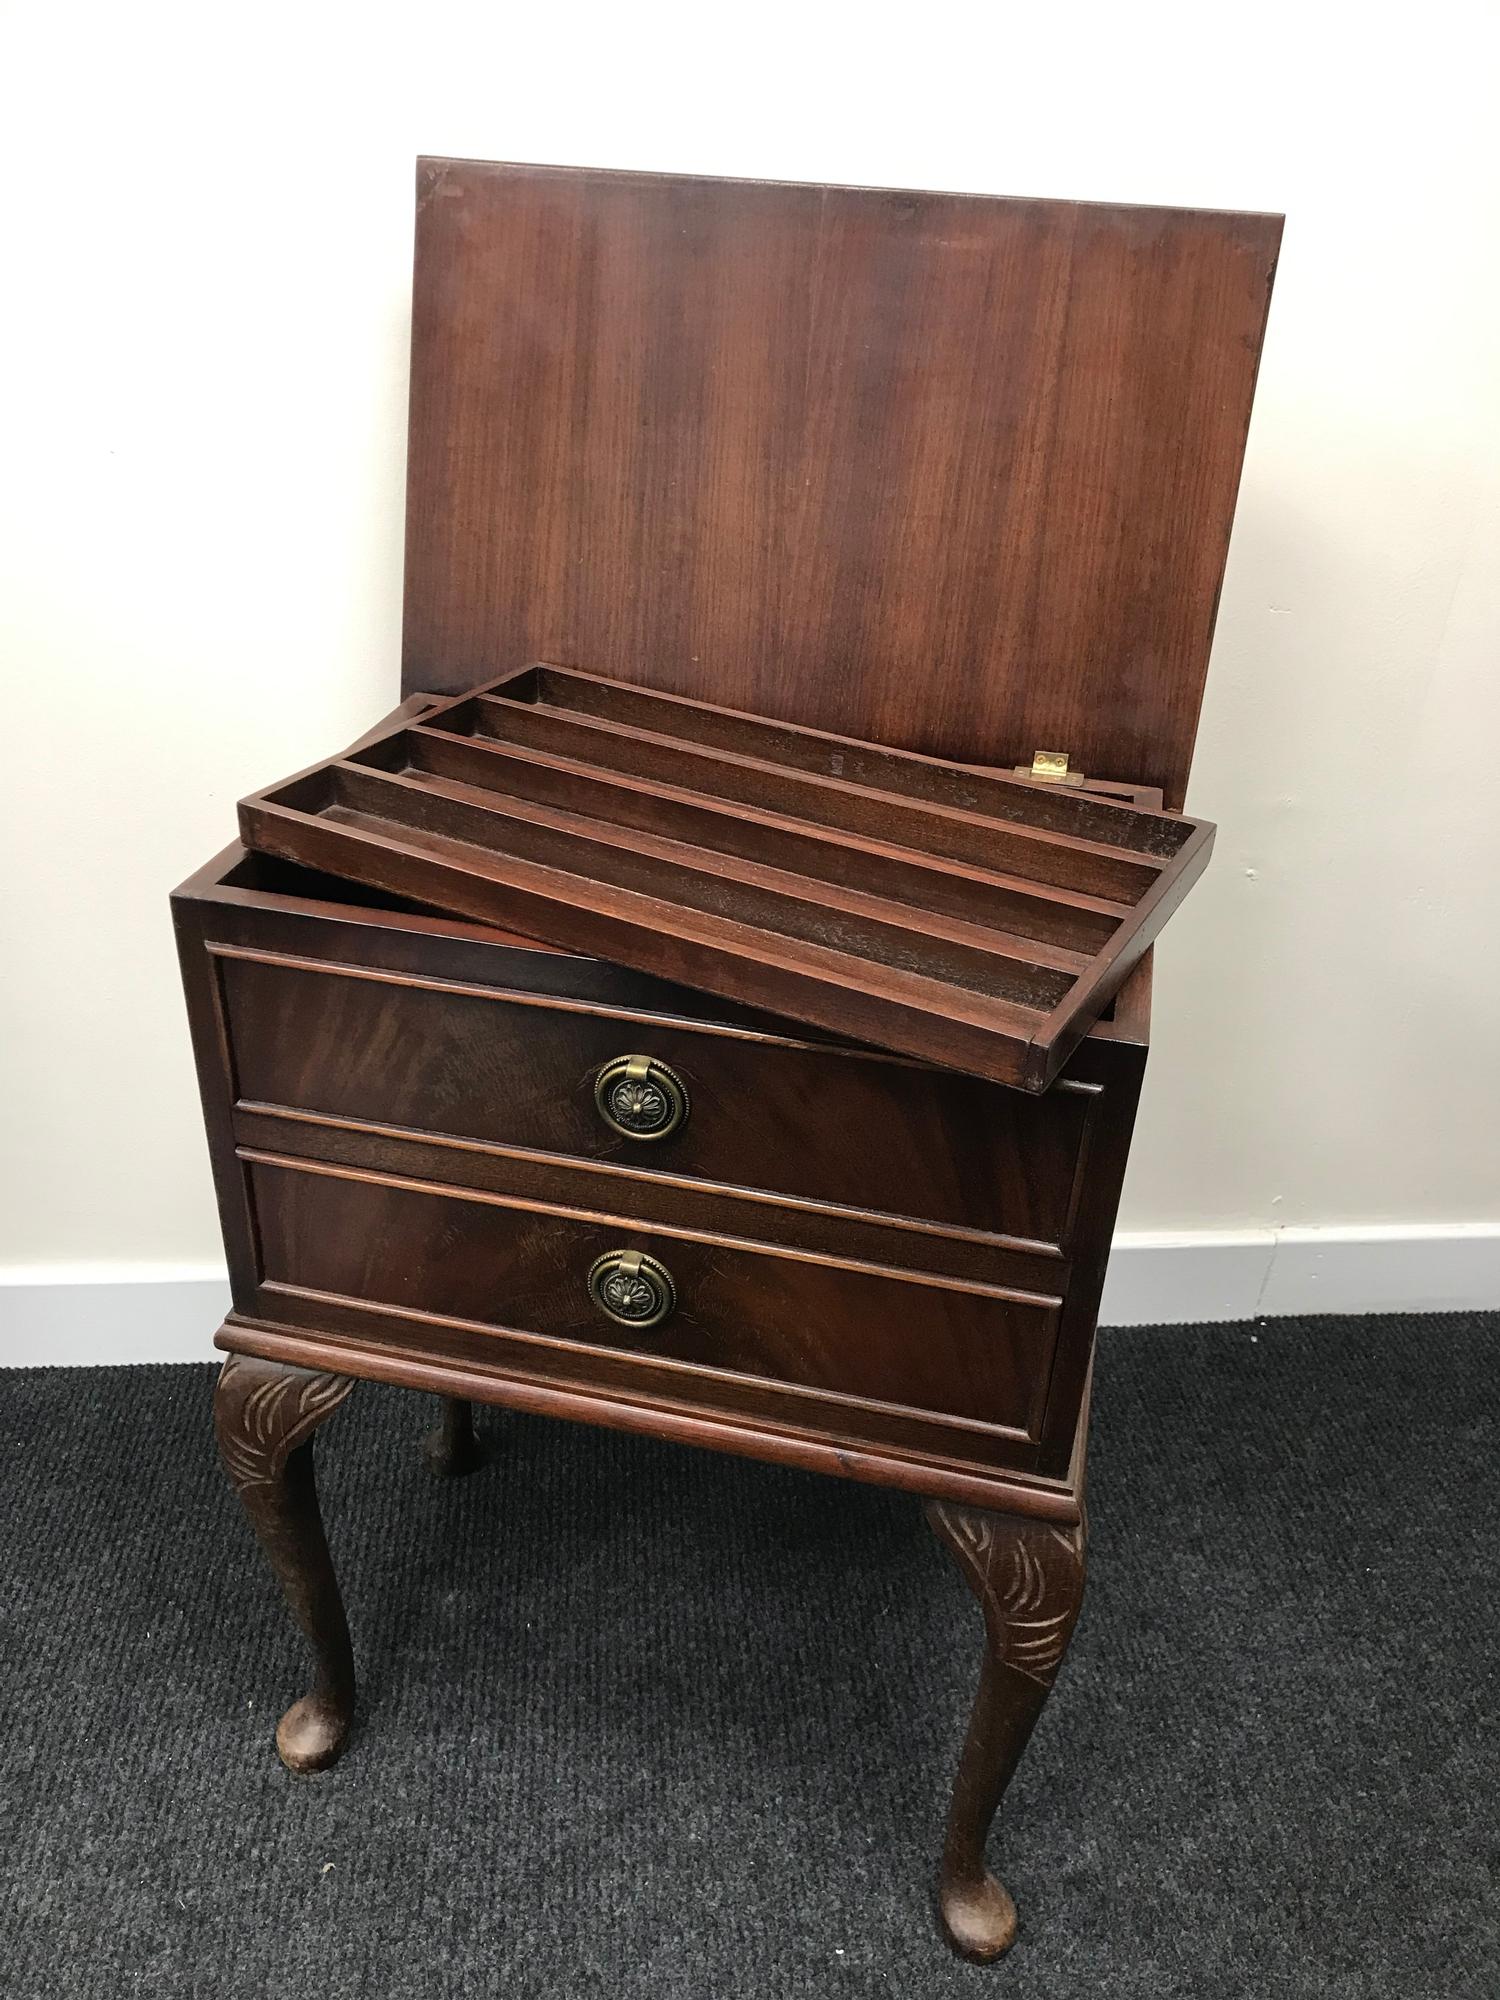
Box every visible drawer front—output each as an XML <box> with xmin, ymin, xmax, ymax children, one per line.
<box><xmin>247</xmin><ymin>1156</ymin><xmax>1056</xmax><ymax>1439</ymax></box>
<box><xmin>219</xmin><ymin>952</ymin><xmax>1093</xmax><ymax>1243</ymax></box>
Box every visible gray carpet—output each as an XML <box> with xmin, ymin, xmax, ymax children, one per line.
<box><xmin>1</xmin><ymin>1314</ymin><xmax>1496</xmax><ymax>1998</ymax></box>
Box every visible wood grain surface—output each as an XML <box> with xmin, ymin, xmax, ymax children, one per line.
<box><xmin>402</xmin><ymin>160</ymin><xmax>1280</xmax><ymax>807</ymax></box>
<box><xmin>173</xmin><ymin>844</ymin><xmax>1148</xmax><ymax>1503</ymax></box>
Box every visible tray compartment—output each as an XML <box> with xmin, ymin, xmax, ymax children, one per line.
<box><xmin>432</xmin><ymin>688</ymin><xmax>1165</xmax><ymax>901</ymax></box>
<box><xmin>239</xmin><ymin>666</ymin><xmax>1213</xmax><ymax>1090</ymax></box>
<box><xmin>481</xmin><ymin>668</ymin><xmax>1196</xmax><ymax>855</ymax></box>
<box><xmin>373</xmin><ymin>726</ymin><xmax>1124</xmax><ymax>955</ymax></box>
<box><xmin>325</xmin><ymin>761</ymin><xmax>1080</xmax><ymax>1008</ymax></box>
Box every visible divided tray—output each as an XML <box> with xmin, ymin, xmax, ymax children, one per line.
<box><xmin>238</xmin><ymin>665</ymin><xmax>1214</xmax><ymax>1091</ymax></box>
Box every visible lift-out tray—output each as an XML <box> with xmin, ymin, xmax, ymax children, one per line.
<box><xmin>238</xmin><ymin>664</ymin><xmax>1214</xmax><ymax>1092</ymax></box>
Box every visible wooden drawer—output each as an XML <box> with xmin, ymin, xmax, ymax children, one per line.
<box><xmin>245</xmin><ymin>1154</ymin><xmax>1055</xmax><ymax>1439</ymax></box>
<box><xmin>175</xmin><ymin>846</ymin><xmax>1149</xmax><ymax>1499</ymax></box>
<box><xmin>217</xmin><ymin>949</ymin><xmax>1094</xmax><ymax>1244</ymax></box>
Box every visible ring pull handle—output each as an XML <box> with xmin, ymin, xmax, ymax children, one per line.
<box><xmin>587</xmin><ymin>1249</ymin><xmax>677</xmax><ymax>1328</ymax></box>
<box><xmin>593</xmin><ymin>1054</ymin><xmax>689</xmax><ymax>1141</ymax></box>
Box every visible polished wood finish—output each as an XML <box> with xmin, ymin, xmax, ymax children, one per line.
<box><xmin>241</xmin><ymin>1150</ymin><xmax>1058</xmax><ymax>1434</ymax></box>
<box><xmin>217</xmin><ymin>950</ymin><xmax>1098</xmax><ymax>1240</ymax></box>
<box><xmin>178</xmin><ymin>160</ymin><xmax>1279</xmax><ymax>1960</ymax></box>
<box><xmin>178</xmin><ymin>841</ymin><xmax>1137</xmax><ymax>1889</ymax></box>
<box><xmin>174</xmin><ymin>843</ymin><xmax>1147</xmax><ymax>1510</ymax></box>
<box><xmin>240</xmin><ymin>663</ymin><xmax>1209</xmax><ymax>1090</ymax></box>
<box><xmin>403</xmin><ymin>160</ymin><xmax>1280</xmax><ymax>808</ymax></box>
<box><xmin>212</xmin><ymin>1353</ymin><xmax>357</xmax><ymax>1771</ymax></box>
<box><xmin>926</xmin><ymin>1500</ymin><xmax>1088</xmax><ymax>1961</ymax></box>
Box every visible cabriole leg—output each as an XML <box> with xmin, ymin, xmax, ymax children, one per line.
<box><xmin>213</xmin><ymin>1353</ymin><xmax>357</xmax><ymax>1773</ymax></box>
<box><xmin>924</xmin><ymin>1500</ymin><xmax>1087</xmax><ymax>1962</ymax></box>
<box><xmin>423</xmin><ymin>1395</ymin><xmax>482</xmax><ymax>1477</ymax></box>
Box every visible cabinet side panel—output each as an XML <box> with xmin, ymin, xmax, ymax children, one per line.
<box><xmin>1033</xmin><ymin>1035</ymin><xmax>1147</xmax><ymax>1477</ymax></box>
<box><xmin>170</xmin><ymin>894</ymin><xmax>263</xmax><ymax>1308</ymax></box>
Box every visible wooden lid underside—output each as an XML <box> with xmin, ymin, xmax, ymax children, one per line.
<box><xmin>402</xmin><ymin>161</ymin><xmax>1281</xmax><ymax>809</ymax></box>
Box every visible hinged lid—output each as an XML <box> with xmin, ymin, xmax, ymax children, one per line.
<box><xmin>239</xmin><ymin>664</ymin><xmax>1213</xmax><ymax>1092</ymax></box>
<box><xmin>403</xmin><ymin>160</ymin><xmax>1281</xmax><ymax>809</ymax></box>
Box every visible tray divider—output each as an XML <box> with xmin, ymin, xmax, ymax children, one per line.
<box><xmin>511</xmin><ymin>662</ymin><xmax>1194</xmax><ymax>856</ymax></box>
<box><xmin>238</xmin><ymin>662</ymin><xmax>1217</xmax><ymax>1092</ymax></box>
<box><xmin>451</xmin><ymin>695</ymin><xmax>1170</xmax><ymax>903</ymax></box>
<box><xmin>325</xmin><ymin>759</ymin><xmax>1084</xmax><ymax>1013</ymax></box>
<box><xmin>239</xmin><ymin>790</ymin><xmax>1056</xmax><ymax>1090</ymax></box>
<box><xmin>396</xmin><ymin>723</ymin><xmax>1124</xmax><ymax>957</ymax></box>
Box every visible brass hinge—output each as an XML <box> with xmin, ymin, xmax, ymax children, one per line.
<box><xmin>1015</xmin><ymin>749</ymin><xmax>1086</xmax><ymax>787</ymax></box>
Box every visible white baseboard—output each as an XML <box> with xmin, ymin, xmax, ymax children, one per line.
<box><xmin>0</xmin><ymin>1264</ymin><xmax>231</xmax><ymax>1367</ymax></box>
<box><xmin>1</xmin><ymin>1226</ymin><xmax>1496</xmax><ymax>1365</ymax></box>
<box><xmin>1098</xmin><ymin>1223</ymin><xmax>1500</xmax><ymax>1325</ymax></box>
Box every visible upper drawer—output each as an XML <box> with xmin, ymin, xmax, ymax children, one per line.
<box><xmin>217</xmin><ymin>951</ymin><xmax>1094</xmax><ymax>1243</ymax></box>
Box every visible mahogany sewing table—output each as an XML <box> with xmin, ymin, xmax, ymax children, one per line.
<box><xmin>174</xmin><ymin>160</ymin><xmax>1280</xmax><ymax>1960</ymax></box>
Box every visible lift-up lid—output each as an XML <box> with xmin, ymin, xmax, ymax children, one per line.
<box><xmin>400</xmin><ymin>160</ymin><xmax>1281</xmax><ymax>811</ymax></box>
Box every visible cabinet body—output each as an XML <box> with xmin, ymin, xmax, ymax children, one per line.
<box><xmin>172</xmin><ymin>163</ymin><xmax>1277</xmax><ymax>1960</ymax></box>
<box><xmin>175</xmin><ymin>845</ymin><xmax>1149</xmax><ymax>1521</ymax></box>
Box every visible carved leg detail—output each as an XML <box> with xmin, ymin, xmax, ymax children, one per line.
<box><xmin>214</xmin><ymin>1354</ymin><xmax>357</xmax><ymax>1774</ymax></box>
<box><xmin>423</xmin><ymin>1395</ymin><xmax>483</xmax><ymax>1477</ymax></box>
<box><xmin>924</xmin><ymin>1501</ymin><xmax>1087</xmax><ymax>1962</ymax></box>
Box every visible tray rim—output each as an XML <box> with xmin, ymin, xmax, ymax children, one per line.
<box><xmin>236</xmin><ymin>669</ymin><xmax>1210</xmax><ymax>1092</ymax></box>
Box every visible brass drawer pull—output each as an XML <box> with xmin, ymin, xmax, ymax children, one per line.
<box><xmin>587</xmin><ymin>1249</ymin><xmax>677</xmax><ymax>1328</ymax></box>
<box><xmin>593</xmin><ymin>1054</ymin><xmax>689</xmax><ymax>1141</ymax></box>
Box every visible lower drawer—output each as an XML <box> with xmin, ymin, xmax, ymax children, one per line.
<box><xmin>247</xmin><ymin>1156</ymin><xmax>1057</xmax><ymax>1440</ymax></box>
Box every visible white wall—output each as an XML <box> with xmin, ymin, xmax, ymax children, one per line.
<box><xmin>3</xmin><ymin>2</ymin><xmax>1497</xmax><ymax>1321</ymax></box>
